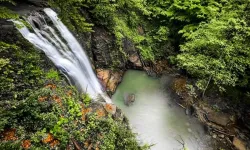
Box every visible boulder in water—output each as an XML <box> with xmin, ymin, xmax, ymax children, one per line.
<box><xmin>185</xmin><ymin>105</ymin><xmax>195</xmax><ymax>116</ymax></box>
<box><xmin>124</xmin><ymin>93</ymin><xmax>135</xmax><ymax>106</ymax></box>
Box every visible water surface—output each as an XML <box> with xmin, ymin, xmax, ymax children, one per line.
<box><xmin>112</xmin><ymin>70</ymin><xmax>212</xmax><ymax>150</ymax></box>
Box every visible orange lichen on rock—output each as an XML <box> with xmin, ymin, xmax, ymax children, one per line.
<box><xmin>42</xmin><ymin>133</ymin><xmax>54</xmax><ymax>144</ymax></box>
<box><xmin>104</xmin><ymin>104</ymin><xmax>113</xmax><ymax>111</ymax></box>
<box><xmin>50</xmin><ymin>139</ymin><xmax>60</xmax><ymax>148</ymax></box>
<box><xmin>96</xmin><ymin>109</ymin><xmax>106</xmax><ymax>118</ymax></box>
<box><xmin>2</xmin><ymin>128</ymin><xmax>17</xmax><ymax>141</ymax></box>
<box><xmin>81</xmin><ymin>106</ymin><xmax>92</xmax><ymax>121</ymax></box>
<box><xmin>38</xmin><ymin>96</ymin><xmax>48</xmax><ymax>102</ymax></box>
<box><xmin>107</xmin><ymin>72</ymin><xmax>122</xmax><ymax>92</ymax></box>
<box><xmin>81</xmin><ymin>106</ymin><xmax>86</xmax><ymax>121</ymax></box>
<box><xmin>104</xmin><ymin>104</ymin><xmax>116</xmax><ymax>114</ymax></box>
<box><xmin>22</xmin><ymin>140</ymin><xmax>31</xmax><ymax>149</ymax></box>
<box><xmin>45</xmin><ymin>84</ymin><xmax>56</xmax><ymax>90</ymax></box>
<box><xmin>52</xmin><ymin>95</ymin><xmax>62</xmax><ymax>106</ymax></box>
<box><xmin>42</xmin><ymin>133</ymin><xmax>60</xmax><ymax>148</ymax></box>
<box><xmin>96</xmin><ymin>69</ymin><xmax>110</xmax><ymax>87</ymax></box>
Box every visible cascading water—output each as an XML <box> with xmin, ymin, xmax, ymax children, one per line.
<box><xmin>13</xmin><ymin>8</ymin><xmax>111</xmax><ymax>103</ymax></box>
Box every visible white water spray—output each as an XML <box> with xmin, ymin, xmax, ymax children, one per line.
<box><xmin>13</xmin><ymin>8</ymin><xmax>111</xmax><ymax>103</ymax></box>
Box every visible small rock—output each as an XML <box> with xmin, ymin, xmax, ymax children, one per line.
<box><xmin>207</xmin><ymin>112</ymin><xmax>232</xmax><ymax>126</ymax></box>
<box><xmin>233</xmin><ymin>137</ymin><xmax>247</xmax><ymax>150</ymax></box>
<box><xmin>187</xmin><ymin>128</ymin><xmax>192</xmax><ymax>133</ymax></box>
<box><xmin>212</xmin><ymin>134</ymin><xmax>217</xmax><ymax>139</ymax></box>
<box><xmin>185</xmin><ymin>108</ymin><xmax>190</xmax><ymax>115</ymax></box>
<box><xmin>185</xmin><ymin>106</ymin><xmax>195</xmax><ymax>116</ymax></box>
<box><xmin>218</xmin><ymin>134</ymin><xmax>225</xmax><ymax>138</ymax></box>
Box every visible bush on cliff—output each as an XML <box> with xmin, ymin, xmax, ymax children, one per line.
<box><xmin>0</xmin><ymin>84</ymin><xmax>149</xmax><ymax>149</ymax></box>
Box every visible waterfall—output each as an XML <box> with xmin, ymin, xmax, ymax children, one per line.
<box><xmin>13</xmin><ymin>8</ymin><xmax>111</xmax><ymax>103</ymax></box>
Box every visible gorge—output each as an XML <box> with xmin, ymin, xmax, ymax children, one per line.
<box><xmin>14</xmin><ymin>9</ymin><xmax>209</xmax><ymax>149</ymax></box>
<box><xmin>1</xmin><ymin>0</ymin><xmax>250</xmax><ymax>150</ymax></box>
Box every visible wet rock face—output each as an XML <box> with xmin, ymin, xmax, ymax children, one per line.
<box><xmin>128</xmin><ymin>53</ymin><xmax>142</xmax><ymax>68</ymax></box>
<box><xmin>241</xmin><ymin>110</ymin><xmax>250</xmax><ymax>130</ymax></box>
<box><xmin>123</xmin><ymin>39</ymin><xmax>143</xmax><ymax>69</ymax></box>
<box><xmin>91</xmin><ymin>27</ymin><xmax>122</xmax><ymax>68</ymax></box>
<box><xmin>107</xmin><ymin>72</ymin><xmax>123</xmax><ymax>93</ymax></box>
<box><xmin>86</xmin><ymin>27</ymin><xmax>143</xmax><ymax>70</ymax></box>
<box><xmin>96</xmin><ymin>69</ymin><xmax>123</xmax><ymax>95</ymax></box>
<box><xmin>0</xmin><ymin>21</ymin><xmax>17</xmax><ymax>43</ymax></box>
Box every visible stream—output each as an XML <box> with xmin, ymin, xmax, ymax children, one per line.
<box><xmin>112</xmin><ymin>70</ymin><xmax>213</xmax><ymax>150</ymax></box>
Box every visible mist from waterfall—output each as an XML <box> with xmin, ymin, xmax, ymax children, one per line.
<box><xmin>13</xmin><ymin>8</ymin><xmax>111</xmax><ymax>103</ymax></box>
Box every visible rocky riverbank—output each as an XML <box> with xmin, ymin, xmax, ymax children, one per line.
<box><xmin>170</xmin><ymin>76</ymin><xmax>250</xmax><ymax>150</ymax></box>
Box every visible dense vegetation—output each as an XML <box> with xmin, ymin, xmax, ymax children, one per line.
<box><xmin>0</xmin><ymin>83</ymin><xmax>148</xmax><ymax>149</ymax></box>
<box><xmin>47</xmin><ymin>0</ymin><xmax>250</xmax><ymax>103</ymax></box>
<box><xmin>48</xmin><ymin>0</ymin><xmax>250</xmax><ymax>103</ymax></box>
<box><xmin>1</xmin><ymin>0</ymin><xmax>250</xmax><ymax>149</ymax></box>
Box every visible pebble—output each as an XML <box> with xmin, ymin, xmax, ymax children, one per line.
<box><xmin>188</xmin><ymin>128</ymin><xmax>192</xmax><ymax>133</ymax></box>
<box><xmin>218</xmin><ymin>134</ymin><xmax>225</xmax><ymax>138</ymax></box>
<box><xmin>212</xmin><ymin>134</ymin><xmax>217</xmax><ymax>139</ymax></box>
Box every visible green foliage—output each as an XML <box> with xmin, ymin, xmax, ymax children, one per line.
<box><xmin>0</xmin><ymin>58</ymin><xmax>10</xmax><ymax>70</ymax></box>
<box><xmin>0</xmin><ymin>7</ymin><xmax>18</xmax><ymax>19</ymax></box>
<box><xmin>176</xmin><ymin>5</ymin><xmax>250</xmax><ymax>92</ymax></box>
<box><xmin>46</xmin><ymin>69</ymin><xmax>60</xmax><ymax>81</ymax></box>
<box><xmin>0</xmin><ymin>0</ymin><xmax>18</xmax><ymax>19</ymax></box>
<box><xmin>0</xmin><ymin>41</ymin><xmax>45</xmax><ymax>101</ymax></box>
<box><xmin>84</xmin><ymin>114</ymin><xmax>149</xmax><ymax>150</ymax></box>
<box><xmin>48</xmin><ymin>0</ymin><xmax>93</xmax><ymax>32</ymax></box>
<box><xmin>74</xmin><ymin>0</ymin><xmax>250</xmax><ymax>100</ymax></box>
<box><xmin>81</xmin><ymin>93</ymin><xmax>92</xmax><ymax>107</ymax></box>
<box><xmin>0</xmin><ymin>85</ymin><xmax>148</xmax><ymax>149</ymax></box>
<box><xmin>86</xmin><ymin>0</ymin><xmax>222</xmax><ymax>60</ymax></box>
<box><xmin>90</xmin><ymin>1</ymin><xmax>148</xmax><ymax>58</ymax></box>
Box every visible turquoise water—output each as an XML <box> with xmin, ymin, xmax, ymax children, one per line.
<box><xmin>112</xmin><ymin>70</ymin><xmax>212</xmax><ymax>150</ymax></box>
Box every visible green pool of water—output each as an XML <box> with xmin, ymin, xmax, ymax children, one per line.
<box><xmin>112</xmin><ymin>70</ymin><xmax>212</xmax><ymax>150</ymax></box>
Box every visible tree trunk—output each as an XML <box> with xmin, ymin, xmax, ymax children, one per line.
<box><xmin>202</xmin><ymin>76</ymin><xmax>212</xmax><ymax>99</ymax></box>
